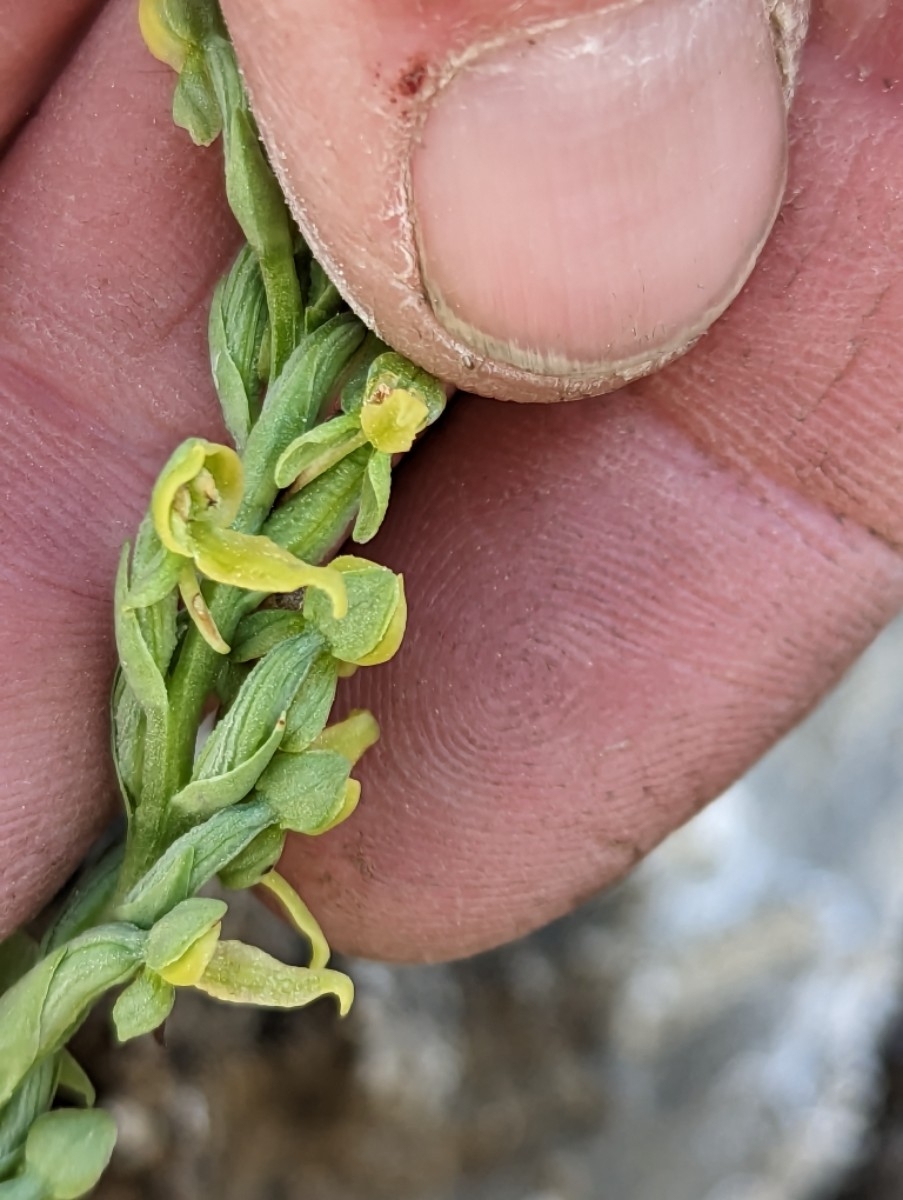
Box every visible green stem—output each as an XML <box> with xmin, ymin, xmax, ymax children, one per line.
<box><xmin>166</xmin><ymin>587</ymin><xmax>248</xmax><ymax>794</ymax></box>
<box><xmin>121</xmin><ymin>705</ymin><xmax>172</xmax><ymax>892</ymax></box>
<box><xmin>259</xmin><ymin>251</ymin><xmax>303</xmax><ymax>380</ymax></box>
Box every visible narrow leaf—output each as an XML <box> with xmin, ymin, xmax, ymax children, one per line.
<box><xmin>112</xmin><ymin>844</ymin><xmax>194</xmax><ymax>929</ymax></box>
<box><xmin>210</xmin><ymin>287</ymin><xmax>252</xmax><ymax>449</ymax></box>
<box><xmin>41</xmin><ymin>847</ymin><xmax>123</xmax><ymax>954</ymax></box>
<box><xmin>209</xmin><ymin>246</ymin><xmax>268</xmax><ymax>448</ymax></box>
<box><xmin>170</xmin><ymin>717</ymin><xmax>285</xmax><ymax>820</ymax></box>
<box><xmin>145</xmin><ymin>899</ymin><xmax>227</xmax><ymax>975</ymax></box>
<box><xmin>224</xmin><ymin>106</ymin><xmax>293</xmax><ymax>269</ymax></box>
<box><xmin>56</xmin><ymin>1053</ymin><xmax>95</xmax><ymax>1108</ymax></box>
<box><xmin>263</xmin><ymin>447</ymin><xmax>369</xmax><ymax>566</ymax></box>
<box><xmin>230</xmin><ymin>610</ymin><xmax>308</xmax><ymax>664</ymax></box>
<box><xmin>111</xmin><ymin>670</ymin><xmax>143</xmax><ymax>816</ymax></box>
<box><xmin>303</xmin><ymin>260</ymin><xmax>344</xmax><ymax>333</ymax></box>
<box><xmin>129</xmin><ymin>515</ymin><xmax>179</xmax><ymax>679</ymax></box>
<box><xmin>0</xmin><ymin>1059</ymin><xmax>58</xmax><ymax>1181</ymax></box>
<box><xmin>114</xmin><ymin>546</ymin><xmax>168</xmax><ymax>716</ymax></box>
<box><xmin>280</xmin><ymin>654</ymin><xmax>339</xmax><ymax>753</ymax></box>
<box><xmin>218</xmin><ymin>827</ymin><xmax>286</xmax><ymax>890</ymax></box>
<box><xmin>238</xmin><ymin>316</ymin><xmax>366</xmax><ymax>533</ymax></box>
<box><xmin>353</xmin><ymin>450</ymin><xmax>391</xmax><ymax>544</ymax></box>
<box><xmin>25</xmin><ymin>1109</ymin><xmax>117</xmax><ymax>1200</ymax></box>
<box><xmin>125</xmin><ymin>543</ymin><xmax>182</xmax><ymax>611</ymax></box>
<box><xmin>116</xmin><ymin>802</ymin><xmax>277</xmax><ymax>929</ymax></box>
<box><xmin>112</xmin><ymin>970</ymin><xmax>175</xmax><ymax>1044</ymax></box>
<box><xmin>223</xmin><ymin>106</ymin><xmax>302</xmax><ymax>376</ymax></box>
<box><xmin>191</xmin><ymin>632</ymin><xmax>322</xmax><ymax>789</ymax></box>
<box><xmin>0</xmin><ymin>927</ymin><xmax>145</xmax><ymax>1107</ymax></box>
<box><xmin>254</xmin><ymin>749</ymin><xmax>351</xmax><ymax>834</ymax></box>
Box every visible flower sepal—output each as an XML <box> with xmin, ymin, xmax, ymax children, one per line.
<box><xmin>303</xmin><ymin>555</ymin><xmax>406</xmax><ymax>667</ymax></box>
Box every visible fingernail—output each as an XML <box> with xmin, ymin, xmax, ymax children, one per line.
<box><xmin>411</xmin><ymin>0</ymin><xmax>790</xmax><ymax>378</ymax></box>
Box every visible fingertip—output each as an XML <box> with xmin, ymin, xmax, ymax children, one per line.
<box><xmin>223</xmin><ymin>0</ymin><xmax>807</xmax><ymax>402</ymax></box>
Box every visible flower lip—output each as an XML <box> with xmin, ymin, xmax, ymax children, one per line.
<box><xmin>151</xmin><ymin>438</ymin><xmax>244</xmax><ymax>555</ymax></box>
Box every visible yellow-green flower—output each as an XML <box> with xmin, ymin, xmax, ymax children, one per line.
<box><xmin>138</xmin><ymin>0</ymin><xmax>191</xmax><ymax>71</ymax></box>
<box><xmin>303</xmin><ymin>555</ymin><xmax>407</xmax><ymax>667</ymax></box>
<box><xmin>360</xmin><ymin>385</ymin><xmax>429</xmax><ymax>455</ymax></box>
<box><xmin>157</xmin><ymin>923</ymin><xmax>222</xmax><ymax>987</ymax></box>
<box><xmin>354</xmin><ymin>579</ymin><xmax>407</xmax><ymax>666</ymax></box>
<box><xmin>151</xmin><ymin>438</ymin><xmax>346</xmax><ymax>652</ymax></box>
<box><xmin>311</xmin><ymin>709</ymin><xmax>379</xmax><ymax>762</ymax></box>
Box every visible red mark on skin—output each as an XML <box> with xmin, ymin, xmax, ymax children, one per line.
<box><xmin>397</xmin><ymin>60</ymin><xmax>428</xmax><ymax>97</ymax></box>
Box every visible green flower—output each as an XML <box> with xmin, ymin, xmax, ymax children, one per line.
<box><xmin>303</xmin><ymin>555</ymin><xmax>407</xmax><ymax>667</ymax></box>
<box><xmin>138</xmin><ymin>0</ymin><xmax>193</xmax><ymax>71</ymax></box>
<box><xmin>151</xmin><ymin>439</ymin><xmax>346</xmax><ymax>651</ymax></box>
<box><xmin>359</xmin><ymin>382</ymin><xmax>429</xmax><ymax>455</ymax></box>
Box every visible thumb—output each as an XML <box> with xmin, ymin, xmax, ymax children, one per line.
<box><xmin>220</xmin><ymin>0</ymin><xmax>807</xmax><ymax>402</ymax></box>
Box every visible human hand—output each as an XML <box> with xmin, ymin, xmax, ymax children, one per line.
<box><xmin>1</xmin><ymin>0</ymin><xmax>900</xmax><ymax>962</ymax></box>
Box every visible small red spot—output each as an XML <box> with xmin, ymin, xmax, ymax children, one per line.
<box><xmin>397</xmin><ymin>60</ymin><xmax>428</xmax><ymax>97</ymax></box>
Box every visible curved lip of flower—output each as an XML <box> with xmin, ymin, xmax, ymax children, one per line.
<box><xmin>150</xmin><ymin>438</ymin><xmax>348</xmax><ymax>625</ymax></box>
<box><xmin>151</xmin><ymin>439</ymin><xmax>243</xmax><ymax>557</ymax></box>
<box><xmin>360</xmin><ymin>386</ymin><xmax>430</xmax><ymax>455</ymax></box>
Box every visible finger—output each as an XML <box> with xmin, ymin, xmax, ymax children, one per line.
<box><xmin>278</xmin><ymin>0</ymin><xmax>903</xmax><ymax>962</ymax></box>
<box><xmin>221</xmin><ymin>0</ymin><xmax>807</xmax><ymax>402</ymax></box>
<box><xmin>0</xmin><ymin>0</ymin><xmax>236</xmax><ymax>937</ymax></box>
<box><xmin>0</xmin><ymin>0</ymin><xmax>104</xmax><ymax>145</ymax></box>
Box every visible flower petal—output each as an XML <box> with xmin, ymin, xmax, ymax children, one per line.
<box><xmin>151</xmin><ymin>438</ymin><xmax>244</xmax><ymax>554</ymax></box>
<box><xmin>190</xmin><ymin>526</ymin><xmax>347</xmax><ymax>617</ymax></box>
<box><xmin>311</xmin><ymin>710</ymin><xmax>379</xmax><ymax>765</ymax></box>
<box><xmin>311</xmin><ymin>778</ymin><xmax>361</xmax><ymax>836</ymax></box>
<box><xmin>355</xmin><ymin>576</ymin><xmax>407</xmax><ymax>666</ymax></box>
<box><xmin>195</xmin><ymin>941</ymin><xmax>353</xmax><ymax>1016</ymax></box>
<box><xmin>258</xmin><ymin>872</ymin><xmax>331</xmax><ymax>970</ymax></box>
<box><xmin>360</xmin><ymin>387</ymin><xmax>428</xmax><ymax>455</ymax></box>
<box><xmin>178</xmin><ymin>563</ymin><xmax>231</xmax><ymax>654</ymax></box>
<box><xmin>138</xmin><ymin>0</ymin><xmax>190</xmax><ymax>71</ymax></box>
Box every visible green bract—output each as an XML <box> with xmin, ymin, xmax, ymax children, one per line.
<box><xmin>19</xmin><ymin>1109</ymin><xmax>117</xmax><ymax>1200</ymax></box>
<box><xmin>112</xmin><ymin>969</ymin><xmax>176</xmax><ymax>1044</ymax></box>
<box><xmin>304</xmin><ymin>555</ymin><xmax>407</xmax><ymax>667</ymax></box>
<box><xmin>0</xmin><ymin>0</ymin><xmax>445</xmax><ymax>1189</ymax></box>
<box><xmin>145</xmin><ymin>898</ymin><xmax>227</xmax><ymax>980</ymax></box>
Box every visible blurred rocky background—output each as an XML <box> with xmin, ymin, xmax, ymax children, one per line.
<box><xmin>85</xmin><ymin>615</ymin><xmax>903</xmax><ymax>1200</ymax></box>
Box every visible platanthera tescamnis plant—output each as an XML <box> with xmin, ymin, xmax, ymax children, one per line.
<box><xmin>0</xmin><ymin>2</ymin><xmax>446</xmax><ymax>1194</ymax></box>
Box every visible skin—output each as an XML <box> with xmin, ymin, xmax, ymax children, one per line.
<box><xmin>0</xmin><ymin>0</ymin><xmax>901</xmax><ymax>962</ymax></box>
<box><xmin>220</xmin><ymin>0</ymin><xmax>806</xmax><ymax>399</ymax></box>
